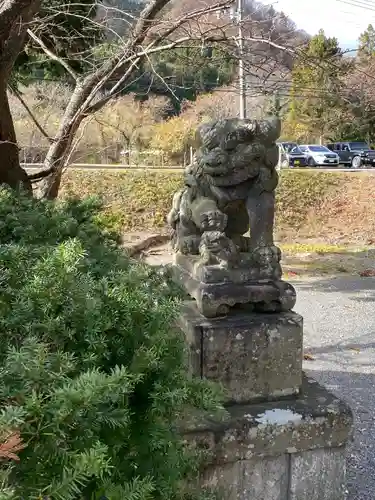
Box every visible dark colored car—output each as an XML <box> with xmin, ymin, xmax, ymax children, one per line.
<box><xmin>326</xmin><ymin>141</ymin><xmax>375</xmax><ymax>168</ymax></box>
<box><xmin>277</xmin><ymin>142</ymin><xmax>308</xmax><ymax>168</ymax></box>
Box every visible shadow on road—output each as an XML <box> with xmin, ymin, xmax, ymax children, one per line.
<box><xmin>305</xmin><ymin>339</ymin><xmax>375</xmax><ymax>357</ymax></box>
<box><xmin>295</xmin><ymin>274</ymin><xmax>375</xmax><ymax>499</ymax></box>
<box><xmin>294</xmin><ymin>274</ymin><xmax>375</xmax><ymax>299</ymax></box>
<box><xmin>307</xmin><ymin>368</ymin><xmax>375</xmax><ymax>500</ymax></box>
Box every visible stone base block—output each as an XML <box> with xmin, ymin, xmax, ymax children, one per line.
<box><xmin>203</xmin><ymin>448</ymin><xmax>347</xmax><ymax>500</ymax></box>
<box><xmin>173</xmin><ymin>254</ymin><xmax>296</xmax><ymax>317</ymax></box>
<box><xmin>179</xmin><ymin>301</ymin><xmax>303</xmax><ymax>404</ymax></box>
<box><xmin>185</xmin><ymin>376</ymin><xmax>353</xmax><ymax>500</ymax></box>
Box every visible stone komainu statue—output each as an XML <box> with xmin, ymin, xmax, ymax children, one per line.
<box><xmin>168</xmin><ymin>116</ymin><xmax>296</xmax><ymax>317</ymax></box>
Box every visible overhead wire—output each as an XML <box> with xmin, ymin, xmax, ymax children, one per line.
<box><xmin>12</xmin><ymin>0</ymin><xmax>375</xmax><ymax>107</ymax></box>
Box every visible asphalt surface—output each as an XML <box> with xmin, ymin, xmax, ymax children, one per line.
<box><xmin>295</xmin><ymin>276</ymin><xmax>375</xmax><ymax>500</ymax></box>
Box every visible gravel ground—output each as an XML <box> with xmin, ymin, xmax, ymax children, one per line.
<box><xmin>295</xmin><ymin>276</ymin><xmax>375</xmax><ymax>500</ymax></box>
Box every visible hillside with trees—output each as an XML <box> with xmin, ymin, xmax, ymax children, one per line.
<box><xmin>5</xmin><ymin>0</ymin><xmax>375</xmax><ymax>197</ymax></box>
<box><xmin>4</xmin><ymin>0</ymin><xmax>310</xmax><ymax>191</ymax></box>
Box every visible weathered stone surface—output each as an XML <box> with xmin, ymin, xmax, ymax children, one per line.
<box><xmin>183</xmin><ymin>377</ymin><xmax>352</xmax><ymax>500</ymax></box>
<box><xmin>289</xmin><ymin>448</ymin><xmax>347</xmax><ymax>500</ymax></box>
<box><xmin>167</xmin><ymin>116</ymin><xmax>296</xmax><ymax>317</ymax></box>
<box><xmin>201</xmin><ymin>447</ymin><xmax>348</xmax><ymax>500</ymax></box>
<box><xmin>167</xmin><ymin>117</ymin><xmax>281</xmax><ymax>257</ymax></box>
<box><xmin>179</xmin><ymin>301</ymin><xmax>303</xmax><ymax>404</ymax></box>
<box><xmin>183</xmin><ymin>376</ymin><xmax>353</xmax><ymax>463</ymax></box>
<box><xmin>173</xmin><ymin>259</ymin><xmax>296</xmax><ymax>317</ymax></box>
<box><xmin>203</xmin><ymin>455</ymin><xmax>289</xmax><ymax>500</ymax></box>
<box><xmin>175</xmin><ymin>252</ymin><xmax>279</xmax><ymax>284</ymax></box>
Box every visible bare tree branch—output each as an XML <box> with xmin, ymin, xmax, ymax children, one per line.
<box><xmin>76</xmin><ymin>0</ymin><xmax>234</xmax><ymax>119</ymax></box>
<box><xmin>243</xmin><ymin>35</ymin><xmax>296</xmax><ymax>55</ymax></box>
<box><xmin>83</xmin><ymin>33</ymin><xmax>230</xmax><ymax>116</ymax></box>
<box><xmin>27</xmin><ymin>29</ymin><xmax>78</xmax><ymax>80</ymax></box>
<box><xmin>28</xmin><ymin>166</ymin><xmax>54</xmax><ymax>180</ymax></box>
<box><xmin>25</xmin><ymin>0</ymin><xmax>301</xmax><ymax>199</ymax></box>
<box><xmin>10</xmin><ymin>86</ymin><xmax>53</xmax><ymax>142</ymax></box>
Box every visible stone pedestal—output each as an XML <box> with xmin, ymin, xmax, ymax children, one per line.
<box><xmin>179</xmin><ymin>301</ymin><xmax>353</xmax><ymax>500</ymax></box>
<box><xmin>173</xmin><ymin>253</ymin><xmax>296</xmax><ymax>318</ymax></box>
<box><xmin>179</xmin><ymin>302</ymin><xmax>303</xmax><ymax>404</ymax></box>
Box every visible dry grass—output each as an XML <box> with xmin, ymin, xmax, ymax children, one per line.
<box><xmin>60</xmin><ymin>168</ymin><xmax>375</xmax><ymax>277</ymax></box>
<box><xmin>60</xmin><ymin>169</ymin><xmax>348</xmax><ymax>236</ymax></box>
<box><xmin>60</xmin><ymin>170</ymin><xmax>183</xmax><ymax>232</ymax></box>
<box><xmin>60</xmin><ymin>169</ymin><xmax>375</xmax><ymax>239</ymax></box>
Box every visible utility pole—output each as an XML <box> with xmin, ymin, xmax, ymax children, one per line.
<box><xmin>237</xmin><ymin>0</ymin><xmax>246</xmax><ymax>119</ymax></box>
<box><xmin>217</xmin><ymin>0</ymin><xmax>246</xmax><ymax>118</ymax></box>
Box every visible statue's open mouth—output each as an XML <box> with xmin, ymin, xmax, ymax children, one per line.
<box><xmin>207</xmin><ymin>170</ymin><xmax>257</xmax><ymax>187</ymax></box>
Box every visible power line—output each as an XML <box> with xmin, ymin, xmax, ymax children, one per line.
<box><xmin>335</xmin><ymin>0</ymin><xmax>375</xmax><ymax>10</ymax></box>
<box><xmin>14</xmin><ymin>73</ymin><xmax>375</xmax><ymax>98</ymax></box>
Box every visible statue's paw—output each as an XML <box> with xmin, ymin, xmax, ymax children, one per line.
<box><xmin>200</xmin><ymin>210</ymin><xmax>228</xmax><ymax>231</ymax></box>
<box><xmin>177</xmin><ymin>236</ymin><xmax>200</xmax><ymax>255</ymax></box>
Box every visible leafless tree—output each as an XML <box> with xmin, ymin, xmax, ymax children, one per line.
<box><xmin>20</xmin><ymin>0</ymin><xmax>240</xmax><ymax>197</ymax></box>
<box><xmin>6</xmin><ymin>0</ymin><xmax>301</xmax><ymax>199</ymax></box>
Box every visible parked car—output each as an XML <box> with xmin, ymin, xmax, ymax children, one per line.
<box><xmin>326</xmin><ymin>141</ymin><xmax>375</xmax><ymax>168</ymax></box>
<box><xmin>298</xmin><ymin>145</ymin><xmax>339</xmax><ymax>167</ymax></box>
<box><xmin>277</xmin><ymin>142</ymin><xmax>308</xmax><ymax>168</ymax></box>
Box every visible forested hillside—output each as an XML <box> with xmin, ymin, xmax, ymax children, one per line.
<box><xmin>13</xmin><ymin>0</ymin><xmax>308</xmax><ymax>107</ymax></box>
<box><xmin>7</xmin><ymin>0</ymin><xmax>375</xmax><ymax>186</ymax></box>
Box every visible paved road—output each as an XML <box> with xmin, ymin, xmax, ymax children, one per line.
<box><xmin>295</xmin><ymin>276</ymin><xmax>375</xmax><ymax>500</ymax></box>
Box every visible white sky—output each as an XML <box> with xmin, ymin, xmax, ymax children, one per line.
<box><xmin>264</xmin><ymin>0</ymin><xmax>373</xmax><ymax>49</ymax></box>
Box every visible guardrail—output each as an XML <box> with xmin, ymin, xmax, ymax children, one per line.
<box><xmin>22</xmin><ymin>163</ymin><xmax>184</xmax><ymax>170</ymax></box>
<box><xmin>22</xmin><ymin>163</ymin><xmax>375</xmax><ymax>173</ymax></box>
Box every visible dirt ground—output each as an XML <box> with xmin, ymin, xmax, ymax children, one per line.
<box><xmin>122</xmin><ymin>232</ymin><xmax>375</xmax><ymax>278</ymax></box>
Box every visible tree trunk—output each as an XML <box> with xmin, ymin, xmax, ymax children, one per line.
<box><xmin>0</xmin><ymin>0</ymin><xmax>41</xmax><ymax>195</ymax></box>
<box><xmin>36</xmin><ymin>129</ymin><xmax>78</xmax><ymax>200</ymax></box>
<box><xmin>0</xmin><ymin>79</ymin><xmax>31</xmax><ymax>193</ymax></box>
<box><xmin>37</xmin><ymin>85</ymin><xmax>86</xmax><ymax>199</ymax></box>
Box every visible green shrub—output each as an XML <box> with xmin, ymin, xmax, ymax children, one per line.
<box><xmin>0</xmin><ymin>189</ymin><xmax>222</xmax><ymax>499</ymax></box>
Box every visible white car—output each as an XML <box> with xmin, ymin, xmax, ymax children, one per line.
<box><xmin>298</xmin><ymin>145</ymin><xmax>340</xmax><ymax>167</ymax></box>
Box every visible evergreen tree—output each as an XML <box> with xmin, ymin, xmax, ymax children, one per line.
<box><xmin>330</xmin><ymin>27</ymin><xmax>375</xmax><ymax>144</ymax></box>
<box><xmin>90</xmin><ymin>41</ymin><xmax>235</xmax><ymax>110</ymax></box>
<box><xmin>92</xmin><ymin>41</ymin><xmax>235</xmax><ymax>108</ymax></box>
<box><xmin>0</xmin><ymin>190</ymin><xmax>223</xmax><ymax>499</ymax></box>
<box><xmin>358</xmin><ymin>24</ymin><xmax>375</xmax><ymax>63</ymax></box>
<box><xmin>285</xmin><ymin>29</ymin><xmax>350</xmax><ymax>142</ymax></box>
<box><xmin>14</xmin><ymin>0</ymin><xmax>105</xmax><ymax>81</ymax></box>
